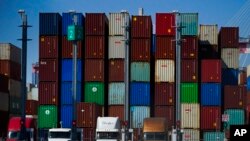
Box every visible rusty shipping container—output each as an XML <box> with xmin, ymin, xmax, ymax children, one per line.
<box><xmin>201</xmin><ymin>59</ymin><xmax>221</xmax><ymax>83</ymax></box>
<box><xmin>0</xmin><ymin>74</ymin><xmax>8</xmax><ymax>93</ymax></box>
<box><xmin>83</xmin><ymin>128</ymin><xmax>96</xmax><ymax>141</ymax></box>
<box><xmin>156</xmin><ymin>13</ymin><xmax>175</xmax><ymax>36</ymax></box>
<box><xmin>108</xmin><ymin>105</ymin><xmax>124</xmax><ymax>122</ymax></box>
<box><xmin>181</xmin><ymin>104</ymin><xmax>200</xmax><ymax>129</ymax></box>
<box><xmin>108</xmin><ymin>36</ymin><xmax>125</xmax><ymax>59</ymax></box>
<box><xmin>221</xmin><ymin>48</ymin><xmax>239</xmax><ymax>69</ymax></box>
<box><xmin>109</xmin><ymin>59</ymin><xmax>124</xmax><ymax>82</ymax></box>
<box><xmin>131</xmin><ymin>38</ymin><xmax>151</xmax><ymax>62</ymax></box>
<box><xmin>224</xmin><ymin>85</ymin><xmax>247</xmax><ymax>109</ymax></box>
<box><xmin>155</xmin><ymin>36</ymin><xmax>175</xmax><ymax>59</ymax></box>
<box><xmin>85</xmin><ymin>13</ymin><xmax>108</xmax><ymax>36</ymax></box>
<box><xmin>219</xmin><ymin>27</ymin><xmax>239</xmax><ymax>48</ymax></box>
<box><xmin>62</xmin><ymin>36</ymin><xmax>83</xmax><ymax>58</ymax></box>
<box><xmin>131</xmin><ymin>16</ymin><xmax>152</xmax><ymax>38</ymax></box>
<box><xmin>39</xmin><ymin>58</ymin><xmax>58</xmax><ymax>82</ymax></box>
<box><xmin>154</xmin><ymin>106</ymin><xmax>175</xmax><ymax>130</ymax></box>
<box><xmin>200</xmin><ymin>106</ymin><xmax>221</xmax><ymax>130</ymax></box>
<box><xmin>181</xmin><ymin>36</ymin><xmax>198</xmax><ymax>59</ymax></box>
<box><xmin>181</xmin><ymin>59</ymin><xmax>198</xmax><ymax>82</ymax></box>
<box><xmin>39</xmin><ymin>36</ymin><xmax>60</xmax><ymax>58</ymax></box>
<box><xmin>0</xmin><ymin>43</ymin><xmax>21</xmax><ymax>64</ymax></box>
<box><xmin>26</xmin><ymin>100</ymin><xmax>38</xmax><ymax>115</ymax></box>
<box><xmin>85</xmin><ymin>36</ymin><xmax>106</xmax><ymax>59</ymax></box>
<box><xmin>0</xmin><ymin>60</ymin><xmax>21</xmax><ymax>80</ymax></box>
<box><xmin>39</xmin><ymin>82</ymin><xmax>58</xmax><ymax>105</ymax></box>
<box><xmin>154</xmin><ymin>83</ymin><xmax>175</xmax><ymax>106</ymax></box>
<box><xmin>199</xmin><ymin>25</ymin><xmax>218</xmax><ymax>45</ymax></box>
<box><xmin>155</xmin><ymin>60</ymin><xmax>175</xmax><ymax>82</ymax></box>
<box><xmin>84</xmin><ymin>59</ymin><xmax>105</xmax><ymax>82</ymax></box>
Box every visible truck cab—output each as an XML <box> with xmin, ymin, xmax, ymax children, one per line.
<box><xmin>48</xmin><ymin>128</ymin><xmax>83</xmax><ymax>141</ymax></box>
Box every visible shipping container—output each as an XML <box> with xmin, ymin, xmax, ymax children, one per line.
<box><xmin>108</xmin><ymin>105</ymin><xmax>124</xmax><ymax>122</ymax></box>
<box><xmin>180</xmin><ymin>83</ymin><xmax>198</xmax><ymax>103</ymax></box>
<box><xmin>83</xmin><ymin>128</ymin><xmax>96</xmax><ymax>141</ymax></box>
<box><xmin>39</xmin><ymin>82</ymin><xmax>58</xmax><ymax>105</ymax></box>
<box><xmin>39</xmin><ymin>36</ymin><xmax>60</xmax><ymax>58</ymax></box>
<box><xmin>154</xmin><ymin>83</ymin><xmax>175</xmax><ymax>106</ymax></box>
<box><xmin>61</xmin><ymin>105</ymin><xmax>73</xmax><ymax>128</ymax></box>
<box><xmin>85</xmin><ymin>13</ymin><xmax>108</xmax><ymax>36</ymax></box>
<box><xmin>199</xmin><ymin>25</ymin><xmax>218</xmax><ymax>45</ymax></box>
<box><xmin>199</xmin><ymin>45</ymin><xmax>219</xmax><ymax>59</ymax></box>
<box><xmin>131</xmin><ymin>16</ymin><xmax>152</xmax><ymax>38</ymax></box>
<box><xmin>131</xmin><ymin>38</ymin><xmax>151</xmax><ymax>62</ymax></box>
<box><xmin>181</xmin><ymin>104</ymin><xmax>200</xmax><ymax>129</ymax></box>
<box><xmin>130</xmin><ymin>82</ymin><xmax>150</xmax><ymax>106</ymax></box>
<box><xmin>238</xmin><ymin>69</ymin><xmax>247</xmax><ymax>85</ymax></box>
<box><xmin>156</xmin><ymin>13</ymin><xmax>175</xmax><ymax>36</ymax></box>
<box><xmin>0</xmin><ymin>111</ymin><xmax>9</xmax><ymax>136</ymax></box>
<box><xmin>247</xmin><ymin>92</ymin><xmax>250</xmax><ymax>105</ymax></box>
<box><xmin>39</xmin><ymin>58</ymin><xmax>58</xmax><ymax>82</ymax></box>
<box><xmin>247</xmin><ymin>65</ymin><xmax>250</xmax><ymax>77</ymax></box>
<box><xmin>0</xmin><ymin>74</ymin><xmax>8</xmax><ymax>93</ymax></box>
<box><xmin>109</xmin><ymin>59</ymin><xmax>124</xmax><ymax>82</ymax></box>
<box><xmin>222</xmin><ymin>68</ymin><xmax>239</xmax><ymax>85</ymax></box>
<box><xmin>219</xmin><ymin>27</ymin><xmax>239</xmax><ymax>48</ymax></box>
<box><xmin>182</xmin><ymin>129</ymin><xmax>200</xmax><ymax>141</ymax></box>
<box><xmin>84</xmin><ymin>82</ymin><xmax>105</xmax><ymax>105</ymax></box>
<box><xmin>26</xmin><ymin>100</ymin><xmax>38</xmax><ymax>115</ymax></box>
<box><xmin>0</xmin><ymin>60</ymin><xmax>21</xmax><ymax>80</ymax></box>
<box><xmin>62</xmin><ymin>36</ymin><xmax>83</xmax><ymax>58</ymax></box>
<box><xmin>27</xmin><ymin>87</ymin><xmax>38</xmax><ymax>101</ymax></box>
<box><xmin>62</xmin><ymin>12</ymin><xmax>84</xmax><ymax>35</ymax></box>
<box><xmin>85</xmin><ymin>36</ymin><xmax>106</xmax><ymax>59</ymax></box>
<box><xmin>108</xmin><ymin>83</ymin><xmax>125</xmax><ymax>105</ymax></box>
<box><xmin>61</xmin><ymin>59</ymin><xmax>82</xmax><ymax>81</ymax></box>
<box><xmin>224</xmin><ymin>85</ymin><xmax>247</xmax><ymax>109</ymax></box>
<box><xmin>130</xmin><ymin>106</ymin><xmax>150</xmax><ymax>128</ymax></box>
<box><xmin>39</xmin><ymin>13</ymin><xmax>62</xmax><ymax>35</ymax></box>
<box><xmin>0</xmin><ymin>43</ymin><xmax>21</xmax><ymax>64</ymax></box>
<box><xmin>246</xmin><ymin>105</ymin><xmax>250</xmax><ymax>124</ymax></box>
<box><xmin>133</xmin><ymin>128</ymin><xmax>142</xmax><ymax>141</ymax></box>
<box><xmin>38</xmin><ymin>105</ymin><xmax>58</xmax><ymax>128</ymax></box>
<box><xmin>131</xmin><ymin>62</ymin><xmax>150</xmax><ymax>82</ymax></box>
<box><xmin>108</xmin><ymin>36</ymin><xmax>125</xmax><ymax>59</ymax></box>
<box><xmin>201</xmin><ymin>59</ymin><xmax>221</xmax><ymax>83</ymax></box>
<box><xmin>181</xmin><ymin>36</ymin><xmax>198</xmax><ymax>59</ymax></box>
<box><xmin>203</xmin><ymin>132</ymin><xmax>225</xmax><ymax>141</ymax></box>
<box><xmin>9</xmin><ymin>96</ymin><xmax>21</xmax><ymax>115</ymax></box>
<box><xmin>223</xmin><ymin>109</ymin><xmax>245</xmax><ymax>130</ymax></box>
<box><xmin>201</xmin><ymin>83</ymin><xmax>221</xmax><ymax>106</ymax></box>
<box><xmin>0</xmin><ymin>92</ymin><xmax>9</xmax><ymax>111</ymax></box>
<box><xmin>84</xmin><ymin>59</ymin><xmax>105</xmax><ymax>82</ymax></box>
<box><xmin>180</xmin><ymin>13</ymin><xmax>198</xmax><ymax>36</ymax></box>
<box><xmin>181</xmin><ymin>59</ymin><xmax>198</xmax><ymax>82</ymax></box>
<box><xmin>155</xmin><ymin>60</ymin><xmax>175</xmax><ymax>82</ymax></box>
<box><xmin>154</xmin><ymin>106</ymin><xmax>174</xmax><ymax>130</ymax></box>
<box><xmin>155</xmin><ymin>36</ymin><xmax>175</xmax><ymax>59</ymax></box>
<box><xmin>109</xmin><ymin>13</ymin><xmax>130</xmax><ymax>36</ymax></box>
<box><xmin>9</xmin><ymin>79</ymin><xmax>21</xmax><ymax>97</ymax></box>
<box><xmin>221</xmin><ymin>48</ymin><xmax>239</xmax><ymax>69</ymax></box>
<box><xmin>61</xmin><ymin>82</ymin><xmax>82</xmax><ymax>105</ymax></box>
<box><xmin>200</xmin><ymin>106</ymin><xmax>221</xmax><ymax>130</ymax></box>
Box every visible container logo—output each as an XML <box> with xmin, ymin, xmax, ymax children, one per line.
<box><xmin>45</xmin><ymin>110</ymin><xmax>50</xmax><ymax>115</ymax></box>
<box><xmin>92</xmin><ymin>87</ymin><xmax>97</xmax><ymax>92</ymax></box>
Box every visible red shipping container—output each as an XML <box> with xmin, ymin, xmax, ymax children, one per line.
<box><xmin>219</xmin><ymin>27</ymin><xmax>239</xmax><ymax>48</ymax></box>
<box><xmin>156</xmin><ymin>13</ymin><xmax>175</xmax><ymax>36</ymax></box>
<box><xmin>224</xmin><ymin>85</ymin><xmax>247</xmax><ymax>109</ymax></box>
<box><xmin>0</xmin><ymin>74</ymin><xmax>9</xmax><ymax>93</ymax></box>
<box><xmin>39</xmin><ymin>36</ymin><xmax>59</xmax><ymax>58</ymax></box>
<box><xmin>181</xmin><ymin>36</ymin><xmax>198</xmax><ymax>59</ymax></box>
<box><xmin>201</xmin><ymin>59</ymin><xmax>221</xmax><ymax>83</ymax></box>
<box><xmin>39</xmin><ymin>82</ymin><xmax>58</xmax><ymax>105</ymax></box>
<box><xmin>181</xmin><ymin>59</ymin><xmax>198</xmax><ymax>82</ymax></box>
<box><xmin>154</xmin><ymin>106</ymin><xmax>175</xmax><ymax>130</ymax></box>
<box><xmin>26</xmin><ymin>100</ymin><xmax>38</xmax><ymax>115</ymax></box>
<box><xmin>85</xmin><ymin>13</ymin><xmax>108</xmax><ymax>36</ymax></box>
<box><xmin>109</xmin><ymin>59</ymin><xmax>124</xmax><ymax>82</ymax></box>
<box><xmin>76</xmin><ymin>102</ymin><xmax>103</xmax><ymax>128</ymax></box>
<box><xmin>62</xmin><ymin>36</ymin><xmax>83</xmax><ymax>58</ymax></box>
<box><xmin>131</xmin><ymin>16</ymin><xmax>152</xmax><ymax>38</ymax></box>
<box><xmin>39</xmin><ymin>58</ymin><xmax>58</xmax><ymax>82</ymax></box>
<box><xmin>131</xmin><ymin>38</ymin><xmax>151</xmax><ymax>62</ymax></box>
<box><xmin>85</xmin><ymin>59</ymin><xmax>105</xmax><ymax>82</ymax></box>
<box><xmin>85</xmin><ymin>36</ymin><xmax>106</xmax><ymax>59</ymax></box>
<box><xmin>108</xmin><ymin>105</ymin><xmax>124</xmax><ymax>122</ymax></box>
<box><xmin>246</xmin><ymin>105</ymin><xmax>250</xmax><ymax>124</ymax></box>
<box><xmin>0</xmin><ymin>60</ymin><xmax>21</xmax><ymax>81</ymax></box>
<box><xmin>83</xmin><ymin>128</ymin><xmax>96</xmax><ymax>141</ymax></box>
<box><xmin>154</xmin><ymin>83</ymin><xmax>175</xmax><ymax>106</ymax></box>
<box><xmin>200</xmin><ymin>106</ymin><xmax>221</xmax><ymax>130</ymax></box>
<box><xmin>155</xmin><ymin>36</ymin><xmax>175</xmax><ymax>59</ymax></box>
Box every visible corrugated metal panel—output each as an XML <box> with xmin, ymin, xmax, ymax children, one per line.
<box><xmin>238</xmin><ymin>69</ymin><xmax>247</xmax><ymax>85</ymax></box>
<box><xmin>9</xmin><ymin>79</ymin><xmax>21</xmax><ymax>97</ymax></box>
<box><xmin>39</xmin><ymin>82</ymin><xmax>58</xmax><ymax>105</ymax></box>
<box><xmin>199</xmin><ymin>45</ymin><xmax>219</xmax><ymax>59</ymax></box>
<box><xmin>108</xmin><ymin>105</ymin><xmax>124</xmax><ymax>122</ymax></box>
<box><xmin>0</xmin><ymin>60</ymin><xmax>21</xmax><ymax>80</ymax></box>
<box><xmin>223</xmin><ymin>109</ymin><xmax>245</xmax><ymax>130</ymax></box>
<box><xmin>109</xmin><ymin>59</ymin><xmax>124</xmax><ymax>82</ymax></box>
<box><xmin>154</xmin><ymin>106</ymin><xmax>175</xmax><ymax>130</ymax></box>
<box><xmin>180</xmin><ymin>13</ymin><xmax>198</xmax><ymax>36</ymax></box>
<box><xmin>131</xmin><ymin>39</ymin><xmax>151</xmax><ymax>62</ymax></box>
<box><xmin>131</xmin><ymin>62</ymin><xmax>150</xmax><ymax>82</ymax></box>
<box><xmin>83</xmin><ymin>128</ymin><xmax>96</xmax><ymax>141</ymax></box>
<box><xmin>181</xmin><ymin>36</ymin><xmax>198</xmax><ymax>59</ymax></box>
<box><xmin>181</xmin><ymin>59</ymin><xmax>198</xmax><ymax>82</ymax></box>
<box><xmin>155</xmin><ymin>36</ymin><xmax>175</xmax><ymax>59</ymax></box>
<box><xmin>39</xmin><ymin>36</ymin><xmax>59</xmax><ymax>58</ymax></box>
<box><xmin>9</xmin><ymin>96</ymin><xmax>21</xmax><ymax>115</ymax></box>
<box><xmin>201</xmin><ymin>83</ymin><xmax>221</xmax><ymax>106</ymax></box>
<box><xmin>108</xmin><ymin>83</ymin><xmax>125</xmax><ymax>105</ymax></box>
<box><xmin>85</xmin><ymin>13</ymin><xmax>108</xmax><ymax>36</ymax></box>
<box><xmin>38</xmin><ymin>105</ymin><xmax>58</xmax><ymax>128</ymax></box>
<box><xmin>61</xmin><ymin>82</ymin><xmax>82</xmax><ymax>105</ymax></box>
<box><xmin>131</xmin><ymin>16</ymin><xmax>152</xmax><ymax>38</ymax></box>
<box><xmin>203</xmin><ymin>132</ymin><xmax>225</xmax><ymax>141</ymax></box>
<box><xmin>130</xmin><ymin>82</ymin><xmax>150</xmax><ymax>106</ymax></box>
<box><xmin>221</xmin><ymin>48</ymin><xmax>239</xmax><ymax>69</ymax></box>
<box><xmin>222</xmin><ymin>68</ymin><xmax>239</xmax><ymax>85</ymax></box>
<box><xmin>0</xmin><ymin>92</ymin><xmax>9</xmax><ymax>111</ymax></box>
<box><xmin>85</xmin><ymin>36</ymin><xmax>106</xmax><ymax>59</ymax></box>
<box><xmin>130</xmin><ymin>106</ymin><xmax>150</xmax><ymax>128</ymax></box>
<box><xmin>26</xmin><ymin>100</ymin><xmax>38</xmax><ymax>115</ymax></box>
<box><xmin>199</xmin><ymin>25</ymin><xmax>218</xmax><ymax>45</ymax></box>
<box><xmin>61</xmin><ymin>105</ymin><xmax>73</xmax><ymax>128</ymax></box>
<box><xmin>62</xmin><ymin>36</ymin><xmax>83</xmax><ymax>58</ymax></box>
<box><xmin>0</xmin><ymin>74</ymin><xmax>8</xmax><ymax>93</ymax></box>
<box><xmin>180</xmin><ymin>83</ymin><xmax>198</xmax><ymax>103</ymax></box>
<box><xmin>84</xmin><ymin>82</ymin><xmax>105</xmax><ymax>105</ymax></box>
<box><xmin>182</xmin><ymin>129</ymin><xmax>200</xmax><ymax>141</ymax></box>
<box><xmin>84</xmin><ymin>59</ymin><xmax>105</xmax><ymax>82</ymax></box>
<box><xmin>61</xmin><ymin>59</ymin><xmax>82</xmax><ymax>81</ymax></box>
<box><xmin>109</xmin><ymin>13</ymin><xmax>130</xmax><ymax>36</ymax></box>
<box><xmin>200</xmin><ymin>106</ymin><xmax>221</xmax><ymax>130</ymax></box>
<box><xmin>224</xmin><ymin>85</ymin><xmax>247</xmax><ymax>109</ymax></box>
<box><xmin>39</xmin><ymin>58</ymin><xmax>58</xmax><ymax>81</ymax></box>
<box><xmin>155</xmin><ymin>60</ymin><xmax>175</xmax><ymax>82</ymax></box>
<box><xmin>39</xmin><ymin>13</ymin><xmax>62</xmax><ymax>35</ymax></box>
<box><xmin>154</xmin><ymin>83</ymin><xmax>175</xmax><ymax>106</ymax></box>
<box><xmin>181</xmin><ymin>104</ymin><xmax>200</xmax><ymax>129</ymax></box>
<box><xmin>201</xmin><ymin>59</ymin><xmax>221</xmax><ymax>83</ymax></box>
<box><xmin>62</xmin><ymin>13</ymin><xmax>84</xmax><ymax>35</ymax></box>
<box><xmin>219</xmin><ymin>27</ymin><xmax>239</xmax><ymax>48</ymax></box>
<box><xmin>0</xmin><ymin>43</ymin><xmax>21</xmax><ymax>64</ymax></box>
<box><xmin>156</xmin><ymin>13</ymin><xmax>175</xmax><ymax>36</ymax></box>
<box><xmin>108</xmin><ymin>36</ymin><xmax>125</xmax><ymax>59</ymax></box>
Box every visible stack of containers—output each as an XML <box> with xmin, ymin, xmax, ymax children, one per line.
<box><xmin>154</xmin><ymin>13</ymin><xmax>176</xmax><ymax>130</ymax></box>
<box><xmin>130</xmin><ymin>15</ymin><xmax>152</xmax><ymax>129</ymax></box>
<box><xmin>107</xmin><ymin>12</ymin><xmax>130</xmax><ymax>122</ymax></box>
<box><xmin>60</xmin><ymin>13</ymin><xmax>84</xmax><ymax>128</ymax></box>
<box><xmin>38</xmin><ymin>13</ymin><xmax>62</xmax><ymax>130</ymax></box>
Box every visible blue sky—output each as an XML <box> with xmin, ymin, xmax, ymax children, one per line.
<box><xmin>0</xmin><ymin>0</ymin><xmax>248</xmax><ymax>83</ymax></box>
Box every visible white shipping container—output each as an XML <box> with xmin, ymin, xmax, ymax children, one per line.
<box><xmin>199</xmin><ymin>25</ymin><xmax>218</xmax><ymax>45</ymax></box>
<box><xmin>130</xmin><ymin>106</ymin><xmax>150</xmax><ymax>128</ymax></box>
<box><xmin>9</xmin><ymin>79</ymin><xmax>21</xmax><ymax>97</ymax></box>
<box><xmin>181</xmin><ymin>104</ymin><xmax>200</xmax><ymax>129</ymax></box>
<box><xmin>182</xmin><ymin>129</ymin><xmax>200</xmax><ymax>141</ymax></box>
<box><xmin>221</xmin><ymin>48</ymin><xmax>239</xmax><ymax>69</ymax></box>
<box><xmin>247</xmin><ymin>65</ymin><xmax>250</xmax><ymax>77</ymax></box>
<box><xmin>109</xmin><ymin>13</ymin><xmax>130</xmax><ymax>35</ymax></box>
<box><xmin>0</xmin><ymin>92</ymin><xmax>9</xmax><ymax>111</ymax></box>
<box><xmin>0</xmin><ymin>43</ymin><xmax>21</xmax><ymax>64</ymax></box>
<box><xmin>155</xmin><ymin>60</ymin><xmax>175</xmax><ymax>82</ymax></box>
<box><xmin>27</xmin><ymin>87</ymin><xmax>38</xmax><ymax>101</ymax></box>
<box><xmin>109</xmin><ymin>36</ymin><xmax>125</xmax><ymax>59</ymax></box>
<box><xmin>108</xmin><ymin>83</ymin><xmax>125</xmax><ymax>105</ymax></box>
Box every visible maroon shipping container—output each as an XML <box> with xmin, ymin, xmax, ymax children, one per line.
<box><xmin>246</xmin><ymin>105</ymin><xmax>250</xmax><ymax>124</ymax></box>
<box><xmin>39</xmin><ymin>58</ymin><xmax>58</xmax><ymax>82</ymax></box>
<box><xmin>83</xmin><ymin>128</ymin><xmax>96</xmax><ymax>141</ymax></box>
<box><xmin>39</xmin><ymin>36</ymin><xmax>59</xmax><ymax>58</ymax></box>
<box><xmin>39</xmin><ymin>82</ymin><xmax>58</xmax><ymax>105</ymax></box>
<box><xmin>131</xmin><ymin>38</ymin><xmax>151</xmax><ymax>62</ymax></box>
<box><xmin>181</xmin><ymin>36</ymin><xmax>198</xmax><ymax>59</ymax></box>
<box><xmin>85</xmin><ymin>36</ymin><xmax>106</xmax><ymax>59</ymax></box>
<box><xmin>155</xmin><ymin>36</ymin><xmax>175</xmax><ymax>59</ymax></box>
<box><xmin>62</xmin><ymin>36</ymin><xmax>83</xmax><ymax>58</ymax></box>
<box><xmin>181</xmin><ymin>59</ymin><xmax>198</xmax><ymax>82</ymax></box>
<box><xmin>199</xmin><ymin>45</ymin><xmax>219</xmax><ymax>59</ymax></box>
<box><xmin>224</xmin><ymin>85</ymin><xmax>247</xmax><ymax>109</ymax></box>
<box><xmin>0</xmin><ymin>111</ymin><xmax>9</xmax><ymax>137</ymax></box>
<box><xmin>0</xmin><ymin>60</ymin><xmax>21</xmax><ymax>80</ymax></box>
<box><xmin>219</xmin><ymin>27</ymin><xmax>239</xmax><ymax>48</ymax></box>
<box><xmin>0</xmin><ymin>74</ymin><xmax>9</xmax><ymax>93</ymax></box>
<box><xmin>131</xmin><ymin>16</ymin><xmax>152</xmax><ymax>38</ymax></box>
<box><xmin>247</xmin><ymin>91</ymin><xmax>250</xmax><ymax>105</ymax></box>
<box><xmin>85</xmin><ymin>59</ymin><xmax>105</xmax><ymax>82</ymax></box>
<box><xmin>108</xmin><ymin>105</ymin><xmax>124</xmax><ymax>122</ymax></box>
<box><xmin>238</xmin><ymin>69</ymin><xmax>247</xmax><ymax>85</ymax></box>
<box><xmin>154</xmin><ymin>106</ymin><xmax>175</xmax><ymax>130</ymax></box>
<box><xmin>109</xmin><ymin>59</ymin><xmax>124</xmax><ymax>82</ymax></box>
<box><xmin>154</xmin><ymin>83</ymin><xmax>175</xmax><ymax>106</ymax></box>
<box><xmin>201</xmin><ymin>59</ymin><xmax>221</xmax><ymax>83</ymax></box>
<box><xmin>156</xmin><ymin>13</ymin><xmax>175</xmax><ymax>36</ymax></box>
<box><xmin>85</xmin><ymin>13</ymin><xmax>108</xmax><ymax>36</ymax></box>
<box><xmin>26</xmin><ymin>100</ymin><xmax>38</xmax><ymax>115</ymax></box>
<box><xmin>200</xmin><ymin>106</ymin><xmax>221</xmax><ymax>130</ymax></box>
<box><xmin>76</xmin><ymin>102</ymin><xmax>103</xmax><ymax>128</ymax></box>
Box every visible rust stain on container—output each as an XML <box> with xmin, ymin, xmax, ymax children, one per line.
<box><xmin>154</xmin><ymin>106</ymin><xmax>175</xmax><ymax>130</ymax></box>
<box><xmin>181</xmin><ymin>36</ymin><xmax>198</xmax><ymax>59</ymax></box>
<box><xmin>39</xmin><ymin>58</ymin><xmax>58</xmax><ymax>82</ymax></box>
<box><xmin>109</xmin><ymin>59</ymin><xmax>124</xmax><ymax>82</ymax></box>
<box><xmin>181</xmin><ymin>59</ymin><xmax>198</xmax><ymax>82</ymax></box>
<box><xmin>201</xmin><ymin>59</ymin><xmax>221</xmax><ymax>83</ymax></box>
<box><xmin>131</xmin><ymin>38</ymin><xmax>151</xmax><ymax>62</ymax></box>
<box><xmin>62</xmin><ymin>36</ymin><xmax>83</xmax><ymax>58</ymax></box>
<box><xmin>85</xmin><ymin>36</ymin><xmax>106</xmax><ymax>59</ymax></box>
<box><xmin>39</xmin><ymin>82</ymin><xmax>58</xmax><ymax>105</ymax></box>
<box><xmin>26</xmin><ymin>100</ymin><xmax>38</xmax><ymax>115</ymax></box>
<box><xmin>224</xmin><ymin>85</ymin><xmax>247</xmax><ymax>109</ymax></box>
<box><xmin>154</xmin><ymin>83</ymin><xmax>175</xmax><ymax>106</ymax></box>
<box><xmin>39</xmin><ymin>36</ymin><xmax>59</xmax><ymax>58</ymax></box>
<box><xmin>108</xmin><ymin>105</ymin><xmax>124</xmax><ymax>122</ymax></box>
<box><xmin>200</xmin><ymin>106</ymin><xmax>221</xmax><ymax>130</ymax></box>
<box><xmin>85</xmin><ymin>59</ymin><xmax>105</xmax><ymax>82</ymax></box>
<box><xmin>219</xmin><ymin>27</ymin><xmax>239</xmax><ymax>48</ymax></box>
<box><xmin>85</xmin><ymin>13</ymin><xmax>108</xmax><ymax>36</ymax></box>
<box><xmin>131</xmin><ymin>16</ymin><xmax>152</xmax><ymax>38</ymax></box>
<box><xmin>155</xmin><ymin>36</ymin><xmax>175</xmax><ymax>59</ymax></box>
<box><xmin>0</xmin><ymin>60</ymin><xmax>21</xmax><ymax>81</ymax></box>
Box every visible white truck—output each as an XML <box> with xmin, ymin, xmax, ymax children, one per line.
<box><xmin>48</xmin><ymin>128</ymin><xmax>83</xmax><ymax>141</ymax></box>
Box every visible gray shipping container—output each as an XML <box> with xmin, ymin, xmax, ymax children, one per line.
<box><xmin>221</xmin><ymin>48</ymin><xmax>239</xmax><ymax>69</ymax></box>
<box><xmin>0</xmin><ymin>43</ymin><xmax>21</xmax><ymax>64</ymax></box>
<box><xmin>9</xmin><ymin>79</ymin><xmax>21</xmax><ymax>98</ymax></box>
<box><xmin>199</xmin><ymin>25</ymin><xmax>218</xmax><ymax>45</ymax></box>
<box><xmin>109</xmin><ymin>13</ymin><xmax>130</xmax><ymax>35</ymax></box>
<box><xmin>108</xmin><ymin>36</ymin><xmax>125</xmax><ymax>59</ymax></box>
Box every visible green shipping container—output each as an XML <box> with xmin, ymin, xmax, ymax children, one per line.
<box><xmin>180</xmin><ymin>13</ymin><xmax>198</xmax><ymax>36</ymax></box>
<box><xmin>38</xmin><ymin>105</ymin><xmax>58</xmax><ymax>128</ymax></box>
<box><xmin>181</xmin><ymin>83</ymin><xmax>198</xmax><ymax>103</ymax></box>
<box><xmin>131</xmin><ymin>62</ymin><xmax>150</xmax><ymax>82</ymax></box>
<box><xmin>203</xmin><ymin>132</ymin><xmax>225</xmax><ymax>141</ymax></box>
<box><xmin>224</xmin><ymin>109</ymin><xmax>245</xmax><ymax>130</ymax></box>
<box><xmin>84</xmin><ymin>82</ymin><xmax>105</xmax><ymax>105</ymax></box>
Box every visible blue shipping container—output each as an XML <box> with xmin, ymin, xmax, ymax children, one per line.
<box><xmin>62</xmin><ymin>13</ymin><xmax>84</xmax><ymax>36</ymax></box>
<box><xmin>130</xmin><ymin>106</ymin><xmax>150</xmax><ymax>128</ymax></box>
<box><xmin>108</xmin><ymin>83</ymin><xmax>125</xmax><ymax>105</ymax></box>
<box><xmin>224</xmin><ymin>109</ymin><xmax>245</xmax><ymax>130</ymax></box>
<box><xmin>62</xmin><ymin>59</ymin><xmax>82</xmax><ymax>81</ymax></box>
<box><xmin>222</xmin><ymin>68</ymin><xmax>238</xmax><ymax>86</ymax></box>
<box><xmin>130</xmin><ymin>82</ymin><xmax>150</xmax><ymax>106</ymax></box>
<box><xmin>61</xmin><ymin>82</ymin><xmax>82</xmax><ymax>105</ymax></box>
<box><xmin>201</xmin><ymin>83</ymin><xmax>221</xmax><ymax>106</ymax></box>
<box><xmin>61</xmin><ymin>105</ymin><xmax>73</xmax><ymax>128</ymax></box>
<box><xmin>39</xmin><ymin>13</ymin><xmax>62</xmax><ymax>35</ymax></box>
<box><xmin>247</xmin><ymin>77</ymin><xmax>250</xmax><ymax>91</ymax></box>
